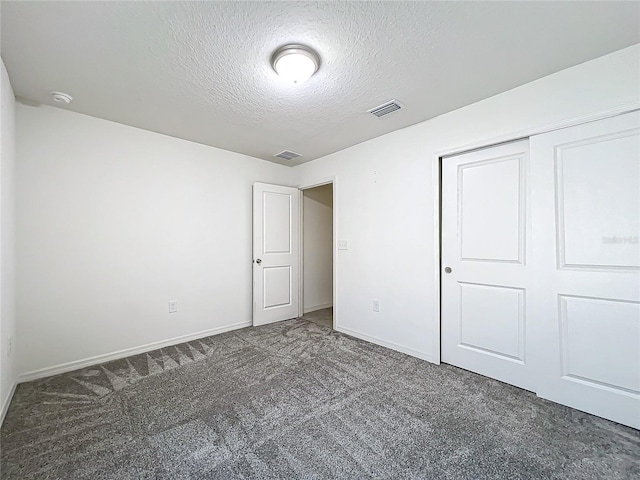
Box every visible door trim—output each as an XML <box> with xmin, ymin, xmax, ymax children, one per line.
<box><xmin>435</xmin><ymin>104</ymin><xmax>640</xmax><ymax>364</ymax></box>
<box><xmin>298</xmin><ymin>177</ymin><xmax>337</xmax><ymax>330</ymax></box>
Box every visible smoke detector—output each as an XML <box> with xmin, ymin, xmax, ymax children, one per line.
<box><xmin>368</xmin><ymin>99</ymin><xmax>403</xmax><ymax>118</ymax></box>
<box><xmin>51</xmin><ymin>92</ymin><xmax>73</xmax><ymax>104</ymax></box>
<box><xmin>274</xmin><ymin>150</ymin><xmax>302</xmax><ymax>161</ymax></box>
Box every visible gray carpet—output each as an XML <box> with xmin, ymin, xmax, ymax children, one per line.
<box><xmin>1</xmin><ymin>308</ymin><xmax>639</xmax><ymax>479</ymax></box>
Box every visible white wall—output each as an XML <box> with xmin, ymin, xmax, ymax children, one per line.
<box><xmin>16</xmin><ymin>104</ymin><xmax>292</xmax><ymax>377</ymax></box>
<box><xmin>303</xmin><ymin>184</ymin><xmax>333</xmax><ymax>313</ymax></box>
<box><xmin>1</xmin><ymin>58</ymin><xmax>17</xmax><ymax>422</ymax></box>
<box><xmin>293</xmin><ymin>44</ymin><xmax>640</xmax><ymax>362</ymax></box>
<box><xmin>11</xmin><ymin>44</ymin><xmax>640</xmax><ymax>381</ymax></box>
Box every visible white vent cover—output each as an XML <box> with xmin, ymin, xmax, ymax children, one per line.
<box><xmin>274</xmin><ymin>150</ymin><xmax>302</xmax><ymax>161</ymax></box>
<box><xmin>368</xmin><ymin>99</ymin><xmax>404</xmax><ymax>118</ymax></box>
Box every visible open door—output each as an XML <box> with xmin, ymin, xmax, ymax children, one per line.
<box><xmin>253</xmin><ymin>182</ymin><xmax>300</xmax><ymax>326</ymax></box>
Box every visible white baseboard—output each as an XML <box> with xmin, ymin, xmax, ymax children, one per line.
<box><xmin>1</xmin><ymin>381</ymin><xmax>17</xmax><ymax>427</ymax></box>
<box><xmin>18</xmin><ymin>321</ymin><xmax>252</xmax><ymax>383</ymax></box>
<box><xmin>335</xmin><ymin>326</ymin><xmax>435</xmax><ymax>364</ymax></box>
<box><xmin>303</xmin><ymin>302</ymin><xmax>333</xmax><ymax>314</ymax></box>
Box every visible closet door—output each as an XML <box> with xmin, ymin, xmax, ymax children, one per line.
<box><xmin>530</xmin><ymin>111</ymin><xmax>640</xmax><ymax>428</ymax></box>
<box><xmin>441</xmin><ymin>140</ymin><xmax>534</xmax><ymax>391</ymax></box>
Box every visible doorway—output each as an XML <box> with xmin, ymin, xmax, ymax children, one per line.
<box><xmin>301</xmin><ymin>183</ymin><xmax>334</xmax><ymax>329</ymax></box>
<box><xmin>252</xmin><ymin>180</ymin><xmax>336</xmax><ymax>329</ymax></box>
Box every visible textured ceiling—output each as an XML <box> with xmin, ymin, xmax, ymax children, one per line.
<box><xmin>2</xmin><ymin>1</ymin><xmax>639</xmax><ymax>166</ymax></box>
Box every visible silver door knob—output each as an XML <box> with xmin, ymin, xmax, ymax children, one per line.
<box><xmin>444</xmin><ymin>267</ymin><xmax>452</xmax><ymax>274</ymax></box>
<box><xmin>256</xmin><ymin>259</ymin><xmax>262</xmax><ymax>264</ymax></box>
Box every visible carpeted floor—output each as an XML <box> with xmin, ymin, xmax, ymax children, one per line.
<box><xmin>1</xmin><ymin>308</ymin><xmax>639</xmax><ymax>479</ymax></box>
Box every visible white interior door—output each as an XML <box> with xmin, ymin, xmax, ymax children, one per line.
<box><xmin>441</xmin><ymin>140</ymin><xmax>534</xmax><ymax>391</ymax></box>
<box><xmin>530</xmin><ymin>111</ymin><xmax>640</xmax><ymax>428</ymax></box>
<box><xmin>253</xmin><ymin>182</ymin><xmax>300</xmax><ymax>326</ymax></box>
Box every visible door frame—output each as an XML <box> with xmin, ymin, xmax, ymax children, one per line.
<box><xmin>433</xmin><ymin>104</ymin><xmax>640</xmax><ymax>365</ymax></box>
<box><xmin>298</xmin><ymin>177</ymin><xmax>337</xmax><ymax>329</ymax></box>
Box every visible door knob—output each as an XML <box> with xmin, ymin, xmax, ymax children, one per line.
<box><xmin>256</xmin><ymin>259</ymin><xmax>262</xmax><ymax>264</ymax></box>
<box><xmin>444</xmin><ymin>267</ymin><xmax>452</xmax><ymax>274</ymax></box>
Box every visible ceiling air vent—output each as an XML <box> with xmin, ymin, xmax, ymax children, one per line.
<box><xmin>368</xmin><ymin>99</ymin><xmax>404</xmax><ymax>118</ymax></box>
<box><xmin>274</xmin><ymin>150</ymin><xmax>302</xmax><ymax>161</ymax></box>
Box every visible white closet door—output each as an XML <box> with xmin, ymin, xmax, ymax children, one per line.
<box><xmin>530</xmin><ymin>111</ymin><xmax>640</xmax><ymax>429</ymax></box>
<box><xmin>442</xmin><ymin>140</ymin><xmax>534</xmax><ymax>391</ymax></box>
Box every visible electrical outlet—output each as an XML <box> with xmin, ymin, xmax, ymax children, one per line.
<box><xmin>7</xmin><ymin>336</ymin><xmax>12</xmax><ymax>356</ymax></box>
<box><xmin>338</xmin><ymin>240</ymin><xmax>348</xmax><ymax>250</ymax></box>
<box><xmin>169</xmin><ymin>300</ymin><xmax>178</xmax><ymax>314</ymax></box>
<box><xmin>372</xmin><ymin>300</ymin><xmax>380</xmax><ymax>312</ymax></box>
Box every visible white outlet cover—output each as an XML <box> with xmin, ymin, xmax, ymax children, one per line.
<box><xmin>338</xmin><ymin>240</ymin><xmax>348</xmax><ymax>250</ymax></box>
<box><xmin>373</xmin><ymin>300</ymin><xmax>380</xmax><ymax>312</ymax></box>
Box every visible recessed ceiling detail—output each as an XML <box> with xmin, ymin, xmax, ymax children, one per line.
<box><xmin>273</xmin><ymin>150</ymin><xmax>302</xmax><ymax>161</ymax></box>
<box><xmin>368</xmin><ymin>100</ymin><xmax>404</xmax><ymax>118</ymax></box>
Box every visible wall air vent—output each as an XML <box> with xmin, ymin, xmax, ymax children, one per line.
<box><xmin>274</xmin><ymin>150</ymin><xmax>302</xmax><ymax>161</ymax></box>
<box><xmin>368</xmin><ymin>99</ymin><xmax>404</xmax><ymax>118</ymax></box>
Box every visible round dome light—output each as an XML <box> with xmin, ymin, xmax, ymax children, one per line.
<box><xmin>271</xmin><ymin>45</ymin><xmax>320</xmax><ymax>85</ymax></box>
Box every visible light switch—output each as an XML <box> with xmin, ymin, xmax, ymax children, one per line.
<box><xmin>169</xmin><ymin>300</ymin><xmax>178</xmax><ymax>313</ymax></box>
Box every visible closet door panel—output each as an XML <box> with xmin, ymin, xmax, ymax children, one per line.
<box><xmin>530</xmin><ymin>110</ymin><xmax>640</xmax><ymax>429</ymax></box>
<box><xmin>441</xmin><ymin>140</ymin><xmax>534</xmax><ymax>391</ymax></box>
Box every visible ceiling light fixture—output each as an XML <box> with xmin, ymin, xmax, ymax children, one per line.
<box><xmin>271</xmin><ymin>44</ymin><xmax>320</xmax><ymax>85</ymax></box>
